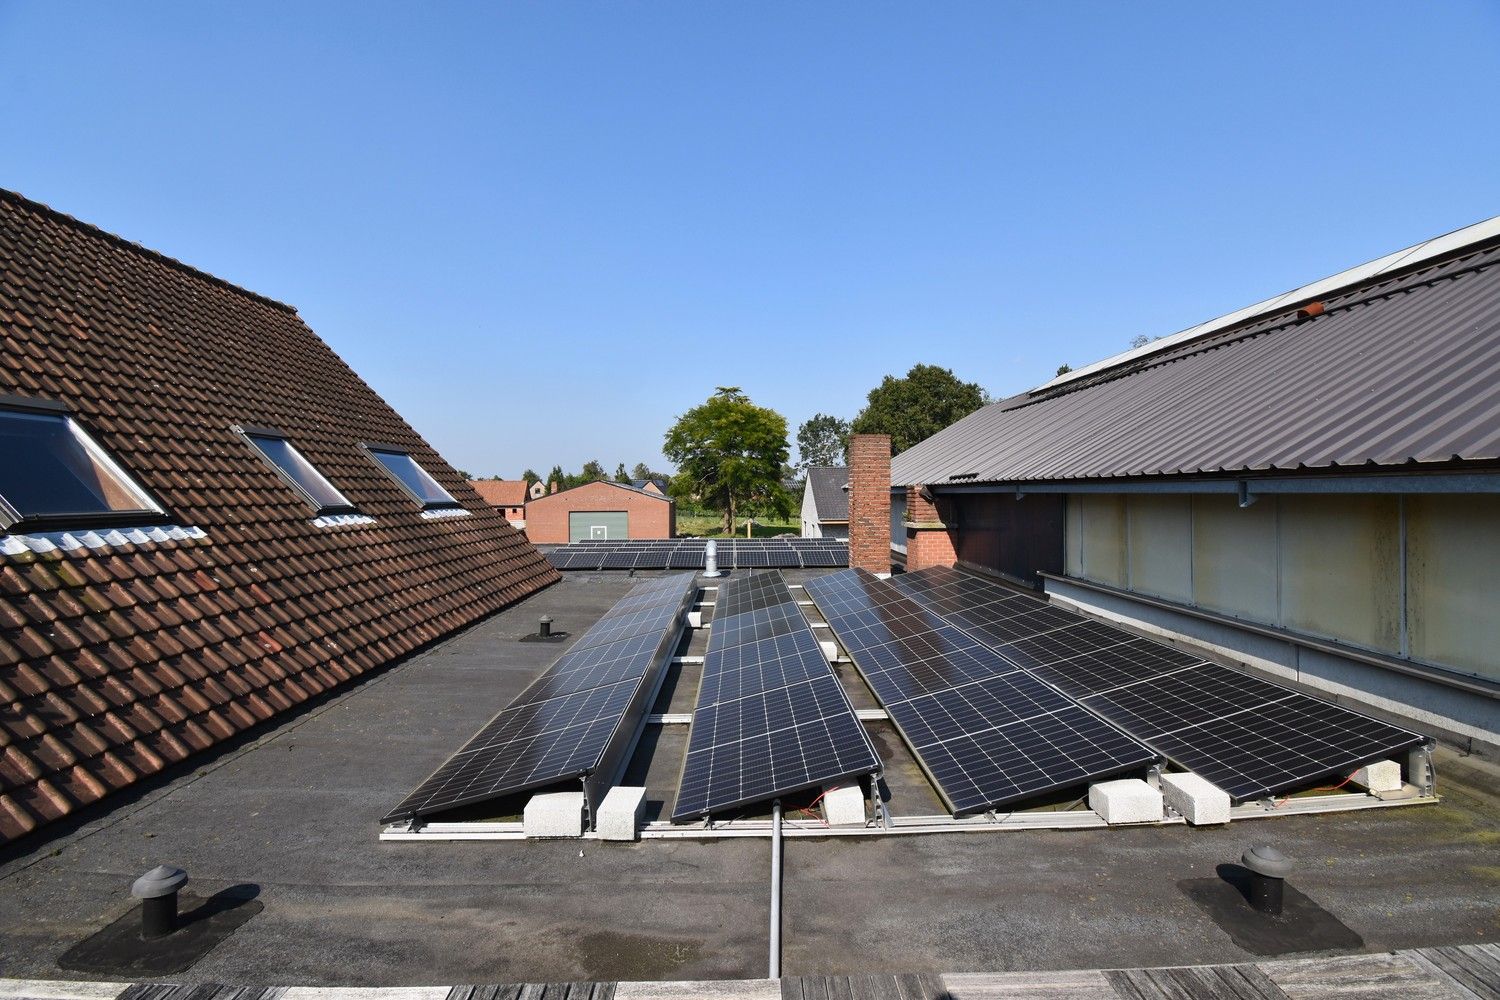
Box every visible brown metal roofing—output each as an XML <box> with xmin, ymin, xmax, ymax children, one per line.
<box><xmin>892</xmin><ymin>239</ymin><xmax>1500</xmax><ymax>487</ymax></box>
<box><xmin>0</xmin><ymin>189</ymin><xmax>558</xmax><ymax>844</ymax></box>
<box><xmin>806</xmin><ymin>467</ymin><xmax>850</xmax><ymax>522</ymax></box>
<box><xmin>470</xmin><ymin>479</ymin><xmax>529</xmax><ymax>507</ymax></box>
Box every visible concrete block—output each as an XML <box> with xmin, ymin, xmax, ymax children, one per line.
<box><xmin>1088</xmin><ymin>778</ymin><xmax>1163</xmax><ymax>825</ymax></box>
<box><xmin>523</xmin><ymin>791</ymin><xmax>585</xmax><ymax>838</ymax></box>
<box><xmin>598</xmin><ymin>786</ymin><xmax>647</xmax><ymax>841</ymax></box>
<box><xmin>820</xmin><ymin>784</ymin><xmax>866</xmax><ymax>827</ymax></box>
<box><xmin>687</xmin><ymin>610</ymin><xmax>704</xmax><ymax>629</ymax></box>
<box><xmin>1160</xmin><ymin>772</ymin><xmax>1231</xmax><ymax>825</ymax></box>
<box><xmin>819</xmin><ymin>640</ymin><xmax>839</xmax><ymax>663</ymax></box>
<box><xmin>1350</xmin><ymin>759</ymin><xmax>1402</xmax><ymax>793</ymax></box>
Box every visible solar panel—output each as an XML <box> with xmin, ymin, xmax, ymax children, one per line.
<box><xmin>672</xmin><ymin>571</ymin><xmax>879</xmax><ymax>821</ymax></box>
<box><xmin>887</xmin><ymin>567</ymin><xmax>1426</xmax><ymax>801</ymax></box>
<box><xmin>805</xmin><ymin>569</ymin><xmax>1156</xmax><ymax>814</ymax></box>
<box><xmin>382</xmin><ymin>573</ymin><xmax>696</xmax><ymax>824</ymax></box>
<box><xmin>544</xmin><ymin>539</ymin><xmax>848</xmax><ymax>570</ymax></box>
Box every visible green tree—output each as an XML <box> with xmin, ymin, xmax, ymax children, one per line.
<box><xmin>664</xmin><ymin>387</ymin><xmax>793</xmax><ymax>535</ymax></box>
<box><xmin>631</xmin><ymin>461</ymin><xmax>672</xmax><ymax>485</ymax></box>
<box><xmin>546</xmin><ymin>465</ymin><xmax>565</xmax><ymax>491</ymax></box>
<box><xmin>795</xmin><ymin>413</ymin><xmax>850</xmax><ymax>472</ymax></box>
<box><xmin>580</xmin><ymin>460</ymin><xmax>607</xmax><ymax>483</ymax></box>
<box><xmin>1055</xmin><ymin>363</ymin><xmax>1072</xmax><ymax>376</ymax></box>
<box><xmin>521</xmin><ymin>468</ymin><xmax>541</xmax><ymax>487</ymax></box>
<box><xmin>850</xmin><ymin>363</ymin><xmax>987</xmax><ymax>454</ymax></box>
<box><xmin>614</xmin><ymin>463</ymin><xmax>631</xmax><ymax>483</ymax></box>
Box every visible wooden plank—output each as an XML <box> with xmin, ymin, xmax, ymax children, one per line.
<box><xmin>1260</xmin><ymin>952</ymin><xmax>1462</xmax><ymax>1000</ymax></box>
<box><xmin>1401</xmin><ymin>946</ymin><xmax>1499</xmax><ymax>1000</ymax></box>
<box><xmin>942</xmin><ymin>970</ymin><xmax>1116</xmax><ymax>1000</ymax></box>
<box><xmin>824</xmin><ymin>978</ymin><xmax>854</xmax><ymax>1000</ymax></box>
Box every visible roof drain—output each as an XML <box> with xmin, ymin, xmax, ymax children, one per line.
<box><xmin>769</xmin><ymin>799</ymin><xmax>783</xmax><ymax>979</ymax></box>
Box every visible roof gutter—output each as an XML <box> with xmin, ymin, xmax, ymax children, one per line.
<box><xmin>927</xmin><ymin>470</ymin><xmax>1500</xmax><ymax>498</ymax></box>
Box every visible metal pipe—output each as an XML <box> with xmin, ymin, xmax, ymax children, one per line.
<box><xmin>769</xmin><ymin>799</ymin><xmax>782</xmax><ymax>979</ymax></box>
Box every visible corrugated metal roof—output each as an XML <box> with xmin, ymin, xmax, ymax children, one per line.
<box><xmin>807</xmin><ymin>467</ymin><xmax>850</xmax><ymax>521</ymax></box>
<box><xmin>892</xmin><ymin>236</ymin><xmax>1500</xmax><ymax>487</ymax></box>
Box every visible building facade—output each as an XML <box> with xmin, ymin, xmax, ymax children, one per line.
<box><xmin>799</xmin><ymin>467</ymin><xmax>850</xmax><ymax>539</ymax></box>
<box><xmin>523</xmin><ymin>480</ymin><xmax>676</xmax><ymax>543</ymax></box>
<box><xmin>884</xmin><ymin>216</ymin><xmax>1500</xmax><ymax>754</ymax></box>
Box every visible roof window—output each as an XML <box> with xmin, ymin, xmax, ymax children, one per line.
<box><xmin>0</xmin><ymin>397</ymin><xmax>165</xmax><ymax>531</ymax></box>
<box><xmin>364</xmin><ymin>446</ymin><xmax>459</xmax><ymax>509</ymax></box>
<box><xmin>239</xmin><ymin>427</ymin><xmax>357</xmax><ymax>515</ymax></box>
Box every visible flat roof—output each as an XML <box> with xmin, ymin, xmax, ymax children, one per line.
<box><xmin>0</xmin><ymin>571</ymin><xmax>1495</xmax><ymax>985</ymax></box>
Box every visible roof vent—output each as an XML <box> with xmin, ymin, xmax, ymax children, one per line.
<box><xmin>1296</xmin><ymin>301</ymin><xmax>1325</xmax><ymax>322</ymax></box>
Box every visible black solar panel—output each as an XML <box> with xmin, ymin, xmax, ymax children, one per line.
<box><xmin>805</xmin><ymin>569</ymin><xmax>1156</xmax><ymax>814</ymax></box>
<box><xmin>544</xmin><ymin>538</ymin><xmax>848</xmax><ymax>570</ymax></box>
<box><xmin>672</xmin><ymin>571</ymin><xmax>879</xmax><ymax>821</ymax></box>
<box><xmin>382</xmin><ymin>573</ymin><xmax>696</xmax><ymax>824</ymax></box>
<box><xmin>888</xmin><ymin>567</ymin><xmax>1426</xmax><ymax>801</ymax></box>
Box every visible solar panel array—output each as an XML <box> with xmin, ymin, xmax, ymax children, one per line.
<box><xmin>804</xmin><ymin>570</ymin><xmax>1157</xmax><ymax>814</ymax></box>
<box><xmin>672</xmin><ymin>571</ymin><xmax>880</xmax><ymax>821</ymax></box>
<box><xmin>547</xmin><ymin>538</ymin><xmax>848</xmax><ymax>571</ymax></box>
<box><xmin>883</xmin><ymin>566</ymin><xmax>1427</xmax><ymax>801</ymax></box>
<box><xmin>382</xmin><ymin>573</ymin><xmax>697</xmax><ymax>823</ymax></box>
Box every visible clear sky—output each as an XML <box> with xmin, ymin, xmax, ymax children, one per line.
<box><xmin>2</xmin><ymin>3</ymin><xmax>1497</xmax><ymax>478</ymax></box>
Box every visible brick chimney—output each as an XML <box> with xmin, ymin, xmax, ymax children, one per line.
<box><xmin>905</xmin><ymin>484</ymin><xmax>957</xmax><ymax>571</ymax></box>
<box><xmin>847</xmin><ymin>434</ymin><xmax>891</xmax><ymax>574</ymax></box>
<box><xmin>549</xmin><ymin>480</ymin><xmax>558</xmax><ymax>494</ymax></box>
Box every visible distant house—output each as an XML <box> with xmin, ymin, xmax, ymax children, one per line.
<box><xmin>800</xmin><ymin>467</ymin><xmax>849</xmax><ymax>539</ymax></box>
<box><xmin>0</xmin><ymin>189</ymin><xmax>557</xmax><ymax>844</ymax></box>
<box><xmin>470</xmin><ymin>479</ymin><xmax>529</xmax><ymax>528</ymax></box>
<box><xmin>629</xmin><ymin>478</ymin><xmax>669</xmax><ymax>496</ymax></box>
<box><xmin>525</xmin><ymin>480</ymin><xmax>676</xmax><ymax>543</ymax></box>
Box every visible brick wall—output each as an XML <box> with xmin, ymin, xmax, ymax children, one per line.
<box><xmin>847</xmin><ymin>434</ymin><xmax>892</xmax><ymax>573</ymax></box>
<box><xmin>905</xmin><ymin>484</ymin><xmax>958</xmax><ymax>571</ymax></box>
<box><xmin>523</xmin><ymin>480</ymin><xmax>675</xmax><ymax>543</ymax></box>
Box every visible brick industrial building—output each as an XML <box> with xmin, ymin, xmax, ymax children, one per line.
<box><xmin>522</xmin><ymin>479</ymin><xmax>677</xmax><ymax>544</ymax></box>
<box><xmin>0</xmin><ymin>189</ymin><xmax>558</xmax><ymax>844</ymax></box>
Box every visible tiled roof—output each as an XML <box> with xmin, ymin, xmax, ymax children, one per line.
<box><xmin>0</xmin><ymin>189</ymin><xmax>558</xmax><ymax>844</ymax></box>
<box><xmin>806</xmin><ymin>467</ymin><xmax>849</xmax><ymax>522</ymax></box>
<box><xmin>893</xmin><ymin>228</ymin><xmax>1500</xmax><ymax>487</ymax></box>
<box><xmin>470</xmin><ymin>480</ymin><xmax>529</xmax><ymax>507</ymax></box>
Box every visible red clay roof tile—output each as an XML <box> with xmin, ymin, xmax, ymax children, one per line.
<box><xmin>0</xmin><ymin>189</ymin><xmax>558</xmax><ymax>843</ymax></box>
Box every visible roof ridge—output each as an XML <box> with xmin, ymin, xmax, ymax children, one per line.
<box><xmin>0</xmin><ymin>187</ymin><xmax>299</xmax><ymax>315</ymax></box>
<box><xmin>1014</xmin><ymin>245</ymin><xmax>1500</xmax><ymax>411</ymax></box>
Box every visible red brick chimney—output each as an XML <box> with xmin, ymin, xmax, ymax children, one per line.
<box><xmin>904</xmin><ymin>484</ymin><xmax>957</xmax><ymax>571</ymax></box>
<box><xmin>847</xmin><ymin>434</ymin><xmax>891</xmax><ymax>574</ymax></box>
<box><xmin>549</xmin><ymin>480</ymin><xmax>558</xmax><ymax>494</ymax></box>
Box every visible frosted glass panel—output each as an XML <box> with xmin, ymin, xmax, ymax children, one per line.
<box><xmin>1128</xmin><ymin>495</ymin><xmax>1192</xmax><ymax>602</ymax></box>
<box><xmin>1191</xmin><ymin>494</ymin><xmax>1277</xmax><ymax>623</ymax></box>
<box><xmin>1078</xmin><ymin>494</ymin><xmax>1127</xmax><ymax>587</ymax></box>
<box><xmin>1407</xmin><ymin>495</ymin><xmax>1500</xmax><ymax>679</ymax></box>
<box><xmin>1279</xmin><ymin>494</ymin><xmax>1400</xmax><ymax>653</ymax></box>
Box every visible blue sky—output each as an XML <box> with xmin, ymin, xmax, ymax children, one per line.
<box><xmin>2</xmin><ymin>3</ymin><xmax>1497</xmax><ymax>478</ymax></box>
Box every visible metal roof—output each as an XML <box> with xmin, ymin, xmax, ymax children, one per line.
<box><xmin>892</xmin><ymin>233</ymin><xmax>1500</xmax><ymax>488</ymax></box>
<box><xmin>806</xmin><ymin>466</ymin><xmax>850</xmax><ymax>521</ymax></box>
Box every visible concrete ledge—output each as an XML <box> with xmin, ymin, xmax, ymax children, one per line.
<box><xmin>1089</xmin><ymin>779</ymin><xmax>1163</xmax><ymax>824</ymax></box>
<box><xmin>615</xmin><ymin>980</ymin><xmax>779</xmax><ymax>999</ymax></box>
<box><xmin>1160</xmin><ymin>772</ymin><xmax>1231</xmax><ymax>825</ymax></box>
<box><xmin>523</xmin><ymin>791</ymin><xmax>586</xmax><ymax>838</ymax></box>
<box><xmin>821</xmin><ymin>784</ymin><xmax>866</xmax><ymax>827</ymax></box>
<box><xmin>598</xmin><ymin>786</ymin><xmax>647</xmax><ymax>841</ymax></box>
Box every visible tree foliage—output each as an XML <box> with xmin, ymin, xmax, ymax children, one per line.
<box><xmin>664</xmin><ymin>387</ymin><xmax>793</xmax><ymax>534</ymax></box>
<box><xmin>796</xmin><ymin>413</ymin><xmax>850</xmax><ymax>472</ymax></box>
<box><xmin>850</xmin><ymin>363</ymin><xmax>987</xmax><ymax>454</ymax></box>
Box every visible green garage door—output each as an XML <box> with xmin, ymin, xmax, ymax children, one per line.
<box><xmin>569</xmin><ymin>510</ymin><xmax>629</xmax><ymax>542</ymax></box>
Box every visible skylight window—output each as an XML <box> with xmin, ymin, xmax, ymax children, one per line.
<box><xmin>0</xmin><ymin>399</ymin><xmax>164</xmax><ymax>531</ymax></box>
<box><xmin>365</xmin><ymin>447</ymin><xmax>459</xmax><ymax>509</ymax></box>
<box><xmin>240</xmin><ymin>428</ymin><xmax>356</xmax><ymax>515</ymax></box>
